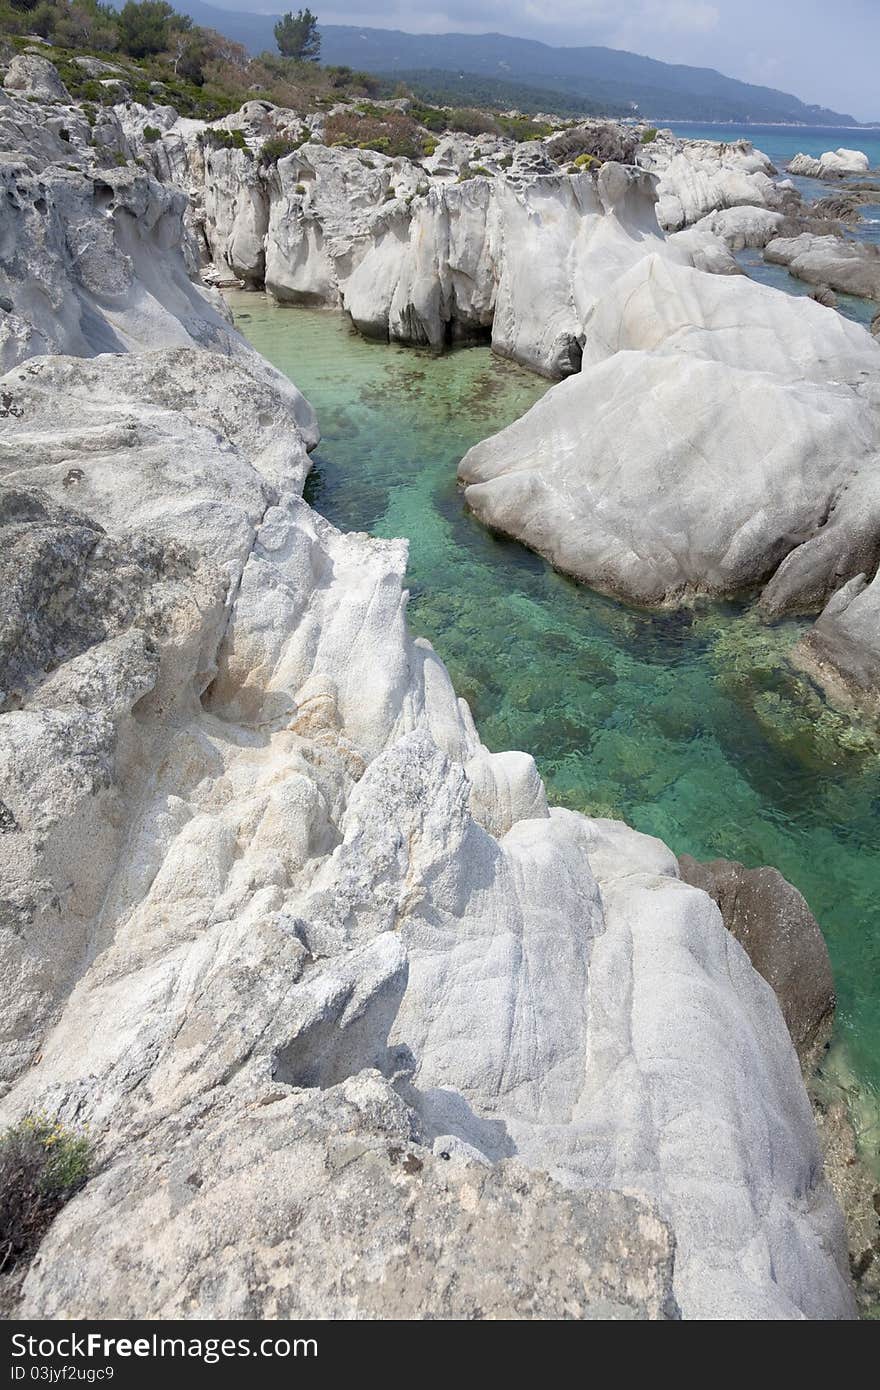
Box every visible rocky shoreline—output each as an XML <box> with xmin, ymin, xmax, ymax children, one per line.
<box><xmin>1</xmin><ymin>50</ymin><xmax>878</xmax><ymax>1319</ymax></box>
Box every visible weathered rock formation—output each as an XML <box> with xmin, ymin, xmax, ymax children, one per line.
<box><xmin>789</xmin><ymin>149</ymin><xmax>871</xmax><ymax>178</ymax></box>
<box><xmin>636</xmin><ymin>134</ymin><xmax>781</xmax><ymax>230</ymax></box>
<box><xmin>459</xmin><ymin>255</ymin><xmax>880</xmax><ymax>612</ymax></box>
<box><xmin>119</xmin><ymin>101</ymin><xmax>793</xmax><ymax>377</ymax></box>
<box><xmin>257</xmin><ymin>146</ymin><xmax>694</xmax><ymax>377</ymax></box>
<box><xmin>0</xmin><ymin>58</ymin><xmax>863</xmax><ymax>1321</ymax></box>
<box><xmin>765</xmin><ymin>232</ymin><xmax>880</xmax><ymax>301</ymax></box>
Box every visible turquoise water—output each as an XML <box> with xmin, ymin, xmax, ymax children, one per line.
<box><xmin>668</xmin><ymin>122</ymin><xmax>880</xmax><ymax>325</ymax></box>
<box><xmin>229</xmin><ymin>292</ymin><xmax>880</xmax><ymax>1145</ymax></box>
<box><xmin>733</xmin><ymin>247</ymin><xmax>877</xmax><ymax>327</ymax></box>
<box><xmin>666</xmin><ymin>123</ymin><xmax>880</xmax><ymax>170</ymax></box>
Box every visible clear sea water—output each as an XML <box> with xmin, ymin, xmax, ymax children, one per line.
<box><xmin>665</xmin><ymin>123</ymin><xmax>880</xmax><ymax>173</ymax></box>
<box><xmin>226</xmin><ymin>234</ymin><xmax>880</xmax><ymax>1160</ymax></box>
<box><xmin>668</xmin><ymin>123</ymin><xmax>880</xmax><ymax>323</ymax></box>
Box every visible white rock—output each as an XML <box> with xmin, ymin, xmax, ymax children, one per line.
<box><xmin>789</xmin><ymin>148</ymin><xmax>870</xmax><ymax>178</ymax></box>
<box><xmin>2</xmin><ymin>54</ymin><xmax>70</xmax><ymax>103</ymax></box>
<box><xmin>797</xmin><ymin>571</ymin><xmax>880</xmax><ymax>716</ymax></box>
<box><xmin>263</xmin><ymin>150</ymin><xmax>692</xmax><ymax>377</ymax></box>
<box><xmin>765</xmin><ymin>232</ymin><xmax>880</xmax><ymax>300</ymax></box>
<box><xmin>0</xmin><ymin>159</ymin><xmax>248</xmax><ymax>372</ymax></box>
<box><xmin>459</xmin><ymin>256</ymin><xmax>880</xmax><ymax>609</ymax></box>
<box><xmin>638</xmin><ymin>134</ymin><xmax>779</xmax><ymax>230</ymax></box>
<box><xmin>687</xmin><ymin>203</ymin><xmax>786</xmax><ymax>250</ymax></box>
<box><xmin>0</xmin><ymin>90</ymin><xmax>859</xmax><ymax>1322</ymax></box>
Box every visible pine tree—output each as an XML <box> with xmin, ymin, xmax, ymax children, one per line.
<box><xmin>273</xmin><ymin>8</ymin><xmax>321</xmax><ymax>63</ymax></box>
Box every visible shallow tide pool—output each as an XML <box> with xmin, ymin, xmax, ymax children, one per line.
<box><xmin>229</xmin><ymin>291</ymin><xmax>880</xmax><ymax>1141</ymax></box>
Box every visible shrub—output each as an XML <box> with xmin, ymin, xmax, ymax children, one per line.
<box><xmin>497</xmin><ymin>114</ymin><xmax>553</xmax><ymax>142</ymax></box>
<box><xmin>573</xmin><ymin>152</ymin><xmax>598</xmax><ymax>169</ymax></box>
<box><xmin>142</xmin><ymin>124</ymin><xmax>162</xmax><ymax>142</ymax></box>
<box><xmin>640</xmin><ymin>128</ymin><xmax>658</xmax><ymax>144</ymax></box>
<box><xmin>205</xmin><ymin>127</ymin><xmax>248</xmax><ymax>151</ymax></box>
<box><xmin>259</xmin><ymin>134</ymin><xmax>301</xmax><ymax>163</ymax></box>
<box><xmin>323</xmin><ymin>109</ymin><xmax>427</xmax><ymax>160</ymax></box>
<box><xmin>407</xmin><ymin>101</ymin><xmax>446</xmax><ymax>133</ymax></box>
<box><xmin>0</xmin><ymin>1115</ymin><xmax>91</xmax><ymax>1272</ymax></box>
<box><xmin>447</xmin><ymin>106</ymin><xmax>499</xmax><ymax>137</ymax></box>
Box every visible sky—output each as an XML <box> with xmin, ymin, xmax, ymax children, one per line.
<box><xmin>210</xmin><ymin>0</ymin><xmax>880</xmax><ymax>121</ymax></box>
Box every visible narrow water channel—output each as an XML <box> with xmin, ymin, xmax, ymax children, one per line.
<box><xmin>229</xmin><ymin>290</ymin><xmax>880</xmax><ymax>1151</ymax></box>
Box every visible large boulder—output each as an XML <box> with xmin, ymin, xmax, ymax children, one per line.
<box><xmin>458</xmin><ymin>255</ymin><xmax>880</xmax><ymax>611</ymax></box>
<box><xmin>2</xmin><ymin>55</ymin><xmax>70</xmax><ymax>104</ymax></box>
<box><xmin>677</xmin><ymin>856</ymin><xmax>835</xmax><ymax>1070</ymax></box>
<box><xmin>789</xmin><ymin>149</ymin><xmax>870</xmax><ymax>178</ymax></box>
<box><xmin>765</xmin><ymin>232</ymin><xmax>880</xmax><ymax>301</ymax></box>
<box><xmin>20</xmin><ymin>1075</ymin><xmax>679</xmax><ymax>1320</ymax></box>
<box><xmin>637</xmin><ymin>134</ymin><xmax>779</xmax><ymax>230</ymax></box>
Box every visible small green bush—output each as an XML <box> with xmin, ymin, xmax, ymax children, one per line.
<box><xmin>205</xmin><ymin>127</ymin><xmax>248</xmax><ymax>152</ymax></box>
<box><xmin>497</xmin><ymin>115</ymin><xmax>554</xmax><ymax>142</ymax></box>
<box><xmin>142</xmin><ymin>124</ymin><xmax>162</xmax><ymax>143</ymax></box>
<box><xmin>408</xmin><ymin>101</ymin><xmax>447</xmax><ymax>133</ymax></box>
<box><xmin>0</xmin><ymin>1115</ymin><xmax>91</xmax><ymax>1272</ymax></box>
<box><xmin>573</xmin><ymin>152</ymin><xmax>599</xmax><ymax>169</ymax></box>
<box><xmin>448</xmin><ymin>107</ymin><xmax>499</xmax><ymax>137</ymax></box>
<box><xmin>259</xmin><ymin>135</ymin><xmax>301</xmax><ymax>164</ymax></box>
<box><xmin>640</xmin><ymin>128</ymin><xmax>658</xmax><ymax>144</ymax></box>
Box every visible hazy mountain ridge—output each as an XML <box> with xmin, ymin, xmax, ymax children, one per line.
<box><xmin>165</xmin><ymin>6</ymin><xmax>858</xmax><ymax>124</ymax></box>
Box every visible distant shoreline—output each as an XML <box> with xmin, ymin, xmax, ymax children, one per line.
<box><xmin>662</xmin><ymin>120</ymin><xmax>880</xmax><ymax>131</ymax></box>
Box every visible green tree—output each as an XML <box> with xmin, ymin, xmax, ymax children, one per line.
<box><xmin>273</xmin><ymin>8</ymin><xmax>320</xmax><ymax>62</ymax></box>
<box><xmin>117</xmin><ymin>1</ymin><xmax>184</xmax><ymax>60</ymax></box>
